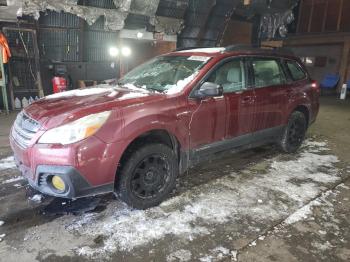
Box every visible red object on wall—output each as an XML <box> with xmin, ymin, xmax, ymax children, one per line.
<box><xmin>0</xmin><ymin>32</ymin><xmax>11</xmax><ymax>63</ymax></box>
<box><xmin>52</xmin><ymin>76</ymin><xmax>67</xmax><ymax>93</ymax></box>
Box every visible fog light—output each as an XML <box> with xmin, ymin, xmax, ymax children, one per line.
<box><xmin>51</xmin><ymin>176</ymin><xmax>66</xmax><ymax>192</ymax></box>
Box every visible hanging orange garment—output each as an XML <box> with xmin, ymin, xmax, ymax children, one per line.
<box><xmin>0</xmin><ymin>32</ymin><xmax>11</xmax><ymax>63</ymax></box>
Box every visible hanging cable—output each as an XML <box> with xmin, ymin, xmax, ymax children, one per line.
<box><xmin>17</xmin><ymin>22</ymin><xmax>37</xmax><ymax>83</ymax></box>
<box><xmin>187</xmin><ymin>99</ymin><xmax>204</xmax><ymax>175</ymax></box>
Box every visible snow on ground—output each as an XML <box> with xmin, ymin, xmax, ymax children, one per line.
<box><xmin>28</xmin><ymin>194</ymin><xmax>43</xmax><ymax>203</ymax></box>
<box><xmin>69</xmin><ymin>140</ymin><xmax>341</xmax><ymax>258</ymax></box>
<box><xmin>167</xmin><ymin>249</ymin><xmax>192</xmax><ymax>262</ymax></box>
<box><xmin>199</xmin><ymin>246</ymin><xmax>231</xmax><ymax>262</ymax></box>
<box><xmin>0</xmin><ymin>156</ymin><xmax>16</xmax><ymax>171</ymax></box>
<box><xmin>0</xmin><ymin>221</ymin><xmax>4</xmax><ymax>226</ymax></box>
<box><xmin>1</xmin><ymin>176</ymin><xmax>23</xmax><ymax>184</ymax></box>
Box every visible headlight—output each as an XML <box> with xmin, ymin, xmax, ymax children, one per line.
<box><xmin>38</xmin><ymin>111</ymin><xmax>111</xmax><ymax>145</ymax></box>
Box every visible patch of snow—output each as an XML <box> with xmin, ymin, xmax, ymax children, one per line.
<box><xmin>311</xmin><ymin>241</ymin><xmax>333</xmax><ymax>251</ymax></box>
<box><xmin>165</xmin><ymin>72</ymin><xmax>199</xmax><ymax>95</ymax></box>
<box><xmin>1</xmin><ymin>176</ymin><xmax>24</xmax><ymax>184</ymax></box>
<box><xmin>177</xmin><ymin>47</ymin><xmax>225</xmax><ymax>53</ymax></box>
<box><xmin>249</xmin><ymin>240</ymin><xmax>257</xmax><ymax>247</ymax></box>
<box><xmin>338</xmin><ymin>183</ymin><xmax>350</xmax><ymax>190</ymax></box>
<box><xmin>28</xmin><ymin>194</ymin><xmax>43</xmax><ymax>203</ymax></box>
<box><xmin>0</xmin><ymin>233</ymin><xmax>6</xmax><ymax>242</ymax></box>
<box><xmin>284</xmin><ymin>199</ymin><xmax>321</xmax><ymax>224</ymax></box>
<box><xmin>257</xmin><ymin>199</ymin><xmax>263</xmax><ymax>203</ymax></box>
<box><xmin>231</xmin><ymin>250</ymin><xmax>238</xmax><ymax>261</ymax></box>
<box><xmin>71</xmin><ymin>140</ymin><xmax>340</xmax><ymax>257</ymax></box>
<box><xmin>199</xmin><ymin>246</ymin><xmax>231</xmax><ymax>262</ymax></box>
<box><xmin>258</xmin><ymin>235</ymin><xmax>265</xmax><ymax>241</ymax></box>
<box><xmin>167</xmin><ymin>249</ymin><xmax>192</xmax><ymax>262</ymax></box>
<box><xmin>0</xmin><ymin>156</ymin><xmax>16</xmax><ymax>171</ymax></box>
<box><xmin>303</xmin><ymin>140</ymin><xmax>329</xmax><ymax>152</ymax></box>
<box><xmin>45</xmin><ymin>86</ymin><xmax>114</xmax><ymax>100</ymax></box>
<box><xmin>0</xmin><ymin>221</ymin><xmax>4</xmax><ymax>226</ymax></box>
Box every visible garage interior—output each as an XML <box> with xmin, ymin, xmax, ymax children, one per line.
<box><xmin>0</xmin><ymin>0</ymin><xmax>350</xmax><ymax>261</ymax></box>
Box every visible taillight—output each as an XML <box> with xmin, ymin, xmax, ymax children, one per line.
<box><xmin>311</xmin><ymin>80</ymin><xmax>320</xmax><ymax>93</ymax></box>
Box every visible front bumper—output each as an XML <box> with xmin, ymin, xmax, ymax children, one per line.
<box><xmin>15</xmin><ymin>158</ymin><xmax>114</xmax><ymax>198</ymax></box>
<box><xmin>10</xmin><ymin>132</ymin><xmax>122</xmax><ymax>199</ymax></box>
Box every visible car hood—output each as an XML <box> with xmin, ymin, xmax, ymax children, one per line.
<box><xmin>24</xmin><ymin>85</ymin><xmax>165</xmax><ymax>129</ymax></box>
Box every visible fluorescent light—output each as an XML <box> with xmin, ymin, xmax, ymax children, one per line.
<box><xmin>121</xmin><ymin>46</ymin><xmax>131</xmax><ymax>57</ymax></box>
<box><xmin>109</xmin><ymin>47</ymin><xmax>119</xmax><ymax>57</ymax></box>
<box><xmin>136</xmin><ymin>32</ymin><xmax>144</xmax><ymax>39</ymax></box>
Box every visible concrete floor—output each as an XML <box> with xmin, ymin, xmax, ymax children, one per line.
<box><xmin>0</xmin><ymin>97</ymin><xmax>349</xmax><ymax>262</ymax></box>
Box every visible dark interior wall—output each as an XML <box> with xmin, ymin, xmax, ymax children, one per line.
<box><xmin>119</xmin><ymin>39</ymin><xmax>176</xmax><ymax>72</ymax></box>
<box><xmin>297</xmin><ymin>0</ymin><xmax>350</xmax><ymax>34</ymax></box>
<box><xmin>290</xmin><ymin>44</ymin><xmax>343</xmax><ymax>83</ymax></box>
<box><xmin>37</xmin><ymin>10</ymin><xmax>119</xmax><ymax>94</ymax></box>
<box><xmin>221</xmin><ymin>19</ymin><xmax>252</xmax><ymax>46</ymax></box>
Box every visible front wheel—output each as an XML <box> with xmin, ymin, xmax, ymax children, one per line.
<box><xmin>279</xmin><ymin>111</ymin><xmax>307</xmax><ymax>153</ymax></box>
<box><xmin>116</xmin><ymin>143</ymin><xmax>178</xmax><ymax>209</ymax></box>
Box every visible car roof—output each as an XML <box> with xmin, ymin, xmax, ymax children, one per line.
<box><xmin>170</xmin><ymin>45</ymin><xmax>297</xmax><ymax>60</ymax></box>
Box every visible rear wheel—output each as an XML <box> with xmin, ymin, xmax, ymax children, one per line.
<box><xmin>279</xmin><ymin>111</ymin><xmax>307</xmax><ymax>153</ymax></box>
<box><xmin>116</xmin><ymin>143</ymin><xmax>178</xmax><ymax>209</ymax></box>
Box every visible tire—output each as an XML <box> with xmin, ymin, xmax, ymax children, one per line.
<box><xmin>116</xmin><ymin>143</ymin><xmax>178</xmax><ymax>209</ymax></box>
<box><xmin>279</xmin><ymin>111</ymin><xmax>307</xmax><ymax>153</ymax></box>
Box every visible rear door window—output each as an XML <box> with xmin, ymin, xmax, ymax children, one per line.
<box><xmin>251</xmin><ymin>58</ymin><xmax>286</xmax><ymax>88</ymax></box>
<box><xmin>286</xmin><ymin>60</ymin><xmax>307</xmax><ymax>81</ymax></box>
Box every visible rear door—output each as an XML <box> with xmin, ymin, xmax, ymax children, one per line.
<box><xmin>249</xmin><ymin>57</ymin><xmax>288</xmax><ymax>132</ymax></box>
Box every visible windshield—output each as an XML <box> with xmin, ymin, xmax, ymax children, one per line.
<box><xmin>118</xmin><ymin>55</ymin><xmax>210</xmax><ymax>93</ymax></box>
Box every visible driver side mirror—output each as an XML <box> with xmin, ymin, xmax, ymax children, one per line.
<box><xmin>192</xmin><ymin>82</ymin><xmax>223</xmax><ymax>99</ymax></box>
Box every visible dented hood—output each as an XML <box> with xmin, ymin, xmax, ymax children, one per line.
<box><xmin>24</xmin><ymin>85</ymin><xmax>164</xmax><ymax>129</ymax></box>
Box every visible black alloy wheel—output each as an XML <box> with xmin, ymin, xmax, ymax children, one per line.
<box><xmin>116</xmin><ymin>143</ymin><xmax>178</xmax><ymax>209</ymax></box>
<box><xmin>280</xmin><ymin>111</ymin><xmax>307</xmax><ymax>153</ymax></box>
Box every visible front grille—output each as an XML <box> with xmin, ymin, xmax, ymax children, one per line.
<box><xmin>38</xmin><ymin>173</ymin><xmax>49</xmax><ymax>187</ymax></box>
<box><xmin>12</xmin><ymin>112</ymin><xmax>41</xmax><ymax>149</ymax></box>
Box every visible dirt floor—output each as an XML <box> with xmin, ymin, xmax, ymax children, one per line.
<box><xmin>0</xmin><ymin>96</ymin><xmax>349</xmax><ymax>262</ymax></box>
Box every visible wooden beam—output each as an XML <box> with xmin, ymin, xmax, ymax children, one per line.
<box><xmin>337</xmin><ymin>0</ymin><xmax>344</xmax><ymax>31</ymax></box>
<box><xmin>338</xmin><ymin>40</ymin><xmax>350</xmax><ymax>92</ymax></box>
<box><xmin>284</xmin><ymin>33</ymin><xmax>350</xmax><ymax>46</ymax></box>
<box><xmin>296</xmin><ymin>0</ymin><xmax>304</xmax><ymax>33</ymax></box>
<box><xmin>322</xmin><ymin>0</ymin><xmax>329</xmax><ymax>32</ymax></box>
<box><xmin>308</xmin><ymin>0</ymin><xmax>315</xmax><ymax>33</ymax></box>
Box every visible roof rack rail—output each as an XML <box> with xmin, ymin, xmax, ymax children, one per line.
<box><xmin>224</xmin><ymin>44</ymin><xmax>294</xmax><ymax>56</ymax></box>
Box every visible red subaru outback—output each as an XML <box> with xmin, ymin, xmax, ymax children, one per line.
<box><xmin>10</xmin><ymin>46</ymin><xmax>319</xmax><ymax>209</ymax></box>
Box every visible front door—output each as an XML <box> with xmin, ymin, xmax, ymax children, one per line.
<box><xmin>187</xmin><ymin>95</ymin><xmax>227</xmax><ymax>149</ymax></box>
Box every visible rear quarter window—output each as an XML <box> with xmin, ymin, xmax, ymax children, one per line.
<box><xmin>286</xmin><ymin>60</ymin><xmax>307</xmax><ymax>81</ymax></box>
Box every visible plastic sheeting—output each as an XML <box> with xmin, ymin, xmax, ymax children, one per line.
<box><xmin>21</xmin><ymin>0</ymin><xmax>128</xmax><ymax>30</ymax></box>
<box><xmin>154</xmin><ymin>16</ymin><xmax>184</xmax><ymax>35</ymax></box>
<box><xmin>19</xmin><ymin>0</ymin><xmax>178</xmax><ymax>34</ymax></box>
<box><xmin>259</xmin><ymin>10</ymin><xmax>295</xmax><ymax>39</ymax></box>
<box><xmin>129</xmin><ymin>0</ymin><xmax>159</xmax><ymax>17</ymax></box>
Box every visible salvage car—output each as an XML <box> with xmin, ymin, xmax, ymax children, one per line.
<box><xmin>10</xmin><ymin>46</ymin><xmax>320</xmax><ymax>209</ymax></box>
